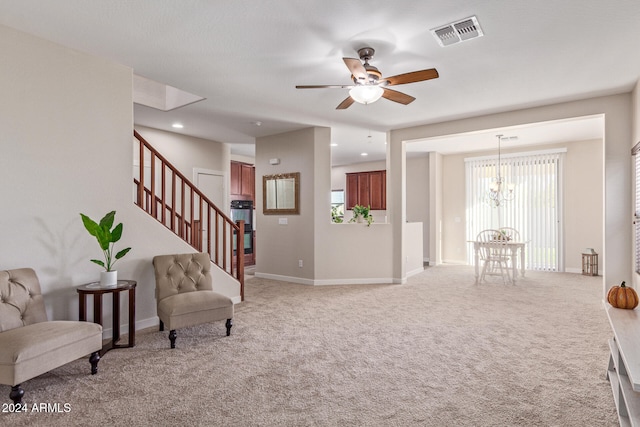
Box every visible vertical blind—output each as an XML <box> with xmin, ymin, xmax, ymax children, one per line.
<box><xmin>632</xmin><ymin>141</ymin><xmax>640</xmax><ymax>274</ymax></box>
<box><xmin>465</xmin><ymin>149</ymin><xmax>566</xmax><ymax>271</ymax></box>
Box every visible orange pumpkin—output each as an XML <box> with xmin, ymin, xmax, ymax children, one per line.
<box><xmin>607</xmin><ymin>281</ymin><xmax>639</xmax><ymax>310</ymax></box>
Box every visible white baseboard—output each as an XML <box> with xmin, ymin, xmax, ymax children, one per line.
<box><xmin>441</xmin><ymin>259</ymin><xmax>469</xmax><ymax>265</ymax></box>
<box><xmin>101</xmin><ymin>316</ymin><xmax>159</xmax><ymax>339</ymax></box>
<box><xmin>406</xmin><ymin>266</ymin><xmax>425</xmax><ymax>277</ymax></box>
<box><xmin>255</xmin><ymin>272</ymin><xmax>394</xmax><ymax>286</ymax></box>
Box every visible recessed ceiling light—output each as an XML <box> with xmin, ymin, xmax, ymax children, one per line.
<box><xmin>331</xmin><ymin>143</ymin><xmax>338</xmax><ymax>147</ymax></box>
<box><xmin>172</xmin><ymin>123</ymin><xmax>184</xmax><ymax>129</ymax></box>
<box><xmin>361</xmin><ymin>152</ymin><xmax>368</xmax><ymax>156</ymax></box>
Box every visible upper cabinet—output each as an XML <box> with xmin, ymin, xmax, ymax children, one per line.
<box><xmin>346</xmin><ymin>170</ymin><xmax>386</xmax><ymax>210</ymax></box>
<box><xmin>230</xmin><ymin>161</ymin><xmax>255</xmax><ymax>202</ymax></box>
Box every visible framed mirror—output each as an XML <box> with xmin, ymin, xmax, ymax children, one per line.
<box><xmin>263</xmin><ymin>172</ymin><xmax>300</xmax><ymax>215</ymax></box>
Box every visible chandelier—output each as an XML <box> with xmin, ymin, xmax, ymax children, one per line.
<box><xmin>487</xmin><ymin>134</ymin><xmax>515</xmax><ymax>207</ymax></box>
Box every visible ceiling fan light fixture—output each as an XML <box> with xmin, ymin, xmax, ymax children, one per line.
<box><xmin>349</xmin><ymin>85</ymin><xmax>383</xmax><ymax>105</ymax></box>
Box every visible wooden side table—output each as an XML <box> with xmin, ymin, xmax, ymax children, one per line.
<box><xmin>77</xmin><ymin>280</ymin><xmax>136</xmax><ymax>356</ymax></box>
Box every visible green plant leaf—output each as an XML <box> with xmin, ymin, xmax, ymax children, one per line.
<box><xmin>99</xmin><ymin>211</ymin><xmax>116</xmax><ymax>230</ymax></box>
<box><xmin>80</xmin><ymin>213</ymin><xmax>100</xmax><ymax>237</ymax></box>
<box><xmin>90</xmin><ymin>259</ymin><xmax>105</xmax><ymax>268</ymax></box>
<box><xmin>111</xmin><ymin>223</ymin><xmax>123</xmax><ymax>242</ymax></box>
<box><xmin>115</xmin><ymin>247</ymin><xmax>131</xmax><ymax>260</ymax></box>
<box><xmin>95</xmin><ymin>227</ymin><xmax>110</xmax><ymax>250</ymax></box>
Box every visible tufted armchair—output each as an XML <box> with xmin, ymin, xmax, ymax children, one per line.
<box><xmin>0</xmin><ymin>268</ymin><xmax>102</xmax><ymax>404</ymax></box>
<box><xmin>152</xmin><ymin>253</ymin><xmax>233</xmax><ymax>349</ymax></box>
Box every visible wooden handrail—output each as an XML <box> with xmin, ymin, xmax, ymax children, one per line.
<box><xmin>133</xmin><ymin>130</ymin><xmax>244</xmax><ymax>301</ymax></box>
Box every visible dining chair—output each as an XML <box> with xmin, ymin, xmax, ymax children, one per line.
<box><xmin>498</xmin><ymin>227</ymin><xmax>521</xmax><ymax>242</ymax></box>
<box><xmin>476</xmin><ymin>229</ymin><xmax>513</xmax><ymax>284</ymax></box>
<box><xmin>498</xmin><ymin>227</ymin><xmax>521</xmax><ymax>272</ymax></box>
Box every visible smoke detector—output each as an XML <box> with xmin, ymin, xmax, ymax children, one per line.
<box><xmin>431</xmin><ymin>16</ymin><xmax>484</xmax><ymax>47</ymax></box>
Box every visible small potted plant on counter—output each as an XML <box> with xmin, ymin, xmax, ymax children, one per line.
<box><xmin>80</xmin><ymin>210</ymin><xmax>131</xmax><ymax>287</ymax></box>
<box><xmin>349</xmin><ymin>204</ymin><xmax>373</xmax><ymax>226</ymax></box>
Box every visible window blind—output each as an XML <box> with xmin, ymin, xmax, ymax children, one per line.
<box><xmin>465</xmin><ymin>149</ymin><xmax>565</xmax><ymax>271</ymax></box>
<box><xmin>632</xmin><ymin>141</ymin><xmax>640</xmax><ymax>274</ymax></box>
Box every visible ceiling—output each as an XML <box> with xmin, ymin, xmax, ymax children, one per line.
<box><xmin>1</xmin><ymin>1</ymin><xmax>639</xmax><ymax>165</ymax></box>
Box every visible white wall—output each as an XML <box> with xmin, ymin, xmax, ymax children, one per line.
<box><xmin>135</xmin><ymin>125</ymin><xmax>230</xmax><ymax>183</ymax></box>
<box><xmin>256</xmin><ymin>127</ymin><xmax>394</xmax><ymax>284</ymax></box>
<box><xmin>563</xmin><ymin>139</ymin><xmax>604</xmax><ymax>272</ymax></box>
<box><xmin>255</xmin><ymin>128</ymin><xmax>317</xmax><ymax>281</ymax></box>
<box><xmin>389</xmin><ymin>94</ymin><xmax>632</xmax><ymax>294</ymax></box>
<box><xmin>406</xmin><ymin>156</ymin><xmax>430</xmax><ymax>262</ymax></box>
<box><xmin>0</xmin><ymin>25</ymin><xmax>240</xmax><ymax>337</ymax></box>
<box><xmin>429</xmin><ymin>152</ymin><xmax>443</xmax><ymax>266</ymax></box>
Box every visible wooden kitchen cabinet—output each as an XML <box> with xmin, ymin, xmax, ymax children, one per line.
<box><xmin>230</xmin><ymin>161</ymin><xmax>255</xmax><ymax>202</ymax></box>
<box><xmin>346</xmin><ymin>170</ymin><xmax>386</xmax><ymax>210</ymax></box>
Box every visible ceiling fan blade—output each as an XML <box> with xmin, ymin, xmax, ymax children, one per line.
<box><xmin>383</xmin><ymin>68</ymin><xmax>439</xmax><ymax>86</ymax></box>
<box><xmin>336</xmin><ymin>96</ymin><xmax>355</xmax><ymax>110</ymax></box>
<box><xmin>296</xmin><ymin>84</ymin><xmax>354</xmax><ymax>89</ymax></box>
<box><xmin>343</xmin><ymin>58</ymin><xmax>367</xmax><ymax>82</ymax></box>
<box><xmin>382</xmin><ymin>88</ymin><xmax>416</xmax><ymax>105</ymax></box>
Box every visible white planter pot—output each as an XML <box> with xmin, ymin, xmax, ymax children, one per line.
<box><xmin>100</xmin><ymin>270</ymin><xmax>118</xmax><ymax>288</ymax></box>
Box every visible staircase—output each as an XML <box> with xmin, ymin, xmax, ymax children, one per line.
<box><xmin>133</xmin><ymin>130</ymin><xmax>244</xmax><ymax>300</ymax></box>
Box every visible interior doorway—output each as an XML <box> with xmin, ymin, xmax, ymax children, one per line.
<box><xmin>193</xmin><ymin>168</ymin><xmax>227</xmax><ymax>258</ymax></box>
<box><xmin>404</xmin><ymin>114</ymin><xmax>605</xmax><ymax>273</ymax></box>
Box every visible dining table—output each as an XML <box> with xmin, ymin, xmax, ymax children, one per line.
<box><xmin>469</xmin><ymin>240</ymin><xmax>527</xmax><ymax>284</ymax></box>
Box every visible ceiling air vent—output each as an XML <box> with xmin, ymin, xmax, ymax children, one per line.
<box><xmin>431</xmin><ymin>16</ymin><xmax>484</xmax><ymax>47</ymax></box>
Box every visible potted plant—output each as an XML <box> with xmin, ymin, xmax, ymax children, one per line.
<box><xmin>349</xmin><ymin>204</ymin><xmax>373</xmax><ymax>226</ymax></box>
<box><xmin>80</xmin><ymin>210</ymin><xmax>131</xmax><ymax>287</ymax></box>
<box><xmin>493</xmin><ymin>230</ymin><xmax>511</xmax><ymax>241</ymax></box>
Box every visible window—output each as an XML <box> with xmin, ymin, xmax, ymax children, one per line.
<box><xmin>465</xmin><ymin>149</ymin><xmax>566</xmax><ymax>271</ymax></box>
<box><xmin>331</xmin><ymin>190</ymin><xmax>345</xmax><ymax>223</ymax></box>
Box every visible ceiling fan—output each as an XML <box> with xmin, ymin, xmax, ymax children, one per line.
<box><xmin>296</xmin><ymin>47</ymin><xmax>439</xmax><ymax>109</ymax></box>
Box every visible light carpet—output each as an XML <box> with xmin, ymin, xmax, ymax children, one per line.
<box><xmin>0</xmin><ymin>265</ymin><xmax>618</xmax><ymax>426</ymax></box>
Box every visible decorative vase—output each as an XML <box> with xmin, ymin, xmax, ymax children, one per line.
<box><xmin>356</xmin><ymin>215</ymin><xmax>364</xmax><ymax>223</ymax></box>
<box><xmin>100</xmin><ymin>270</ymin><xmax>118</xmax><ymax>288</ymax></box>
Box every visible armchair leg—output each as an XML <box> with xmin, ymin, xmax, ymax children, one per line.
<box><xmin>169</xmin><ymin>329</ymin><xmax>177</xmax><ymax>348</ymax></box>
<box><xmin>159</xmin><ymin>320</ymin><xmax>165</xmax><ymax>331</ymax></box>
<box><xmin>90</xmin><ymin>351</ymin><xmax>100</xmax><ymax>375</ymax></box>
<box><xmin>10</xmin><ymin>385</ymin><xmax>24</xmax><ymax>405</ymax></box>
<box><xmin>226</xmin><ymin>318</ymin><xmax>233</xmax><ymax>336</ymax></box>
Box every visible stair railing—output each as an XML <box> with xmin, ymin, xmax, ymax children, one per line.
<box><xmin>133</xmin><ymin>130</ymin><xmax>244</xmax><ymax>300</ymax></box>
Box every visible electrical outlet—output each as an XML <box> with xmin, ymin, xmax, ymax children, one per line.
<box><xmin>298</xmin><ymin>259</ymin><xmax>303</xmax><ymax>268</ymax></box>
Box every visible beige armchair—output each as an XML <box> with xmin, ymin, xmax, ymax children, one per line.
<box><xmin>0</xmin><ymin>268</ymin><xmax>102</xmax><ymax>404</ymax></box>
<box><xmin>153</xmin><ymin>253</ymin><xmax>234</xmax><ymax>349</ymax></box>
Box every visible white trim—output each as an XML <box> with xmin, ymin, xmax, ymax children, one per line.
<box><xmin>255</xmin><ymin>272</ymin><xmax>394</xmax><ymax>286</ymax></box>
<box><xmin>101</xmin><ymin>316</ymin><xmax>159</xmax><ymax>339</ymax></box>
<box><xmin>441</xmin><ymin>259</ymin><xmax>468</xmax><ymax>265</ymax></box>
<box><xmin>406</xmin><ymin>266</ymin><xmax>425</xmax><ymax>277</ymax></box>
